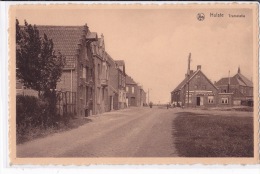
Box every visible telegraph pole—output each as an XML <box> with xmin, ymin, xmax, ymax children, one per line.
<box><xmin>187</xmin><ymin>53</ymin><xmax>191</xmax><ymax>108</ymax></box>
<box><xmin>228</xmin><ymin>70</ymin><xmax>230</xmax><ymax>93</ymax></box>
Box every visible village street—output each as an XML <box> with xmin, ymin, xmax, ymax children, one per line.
<box><xmin>17</xmin><ymin>107</ymin><xmax>180</xmax><ymax>157</ymax></box>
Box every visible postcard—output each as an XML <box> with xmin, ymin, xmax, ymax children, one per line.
<box><xmin>9</xmin><ymin>3</ymin><xmax>259</xmax><ymax>165</ymax></box>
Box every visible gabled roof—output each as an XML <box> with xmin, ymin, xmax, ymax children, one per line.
<box><xmin>234</xmin><ymin>73</ymin><xmax>253</xmax><ymax>87</ymax></box>
<box><xmin>126</xmin><ymin>75</ymin><xmax>137</xmax><ymax>85</ymax></box>
<box><xmin>106</xmin><ymin>53</ymin><xmax>115</xmax><ymax>66</ymax></box>
<box><xmin>172</xmin><ymin>71</ymin><xmax>197</xmax><ymax>92</ymax></box>
<box><xmin>171</xmin><ymin>69</ymin><xmax>218</xmax><ymax>93</ymax></box>
<box><xmin>215</xmin><ymin>72</ymin><xmax>253</xmax><ymax>87</ymax></box>
<box><xmin>38</xmin><ymin>25</ymin><xmax>85</xmax><ymax>69</ymax></box>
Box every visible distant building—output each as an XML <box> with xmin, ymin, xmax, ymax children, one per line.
<box><xmin>126</xmin><ymin>75</ymin><xmax>146</xmax><ymax>107</ymax></box>
<box><xmin>106</xmin><ymin>57</ymin><xmax>127</xmax><ymax>110</ymax></box>
<box><xmin>114</xmin><ymin>60</ymin><xmax>127</xmax><ymax>109</ymax></box>
<box><xmin>171</xmin><ymin>65</ymin><xmax>219</xmax><ymax>107</ymax></box>
<box><xmin>126</xmin><ymin>75</ymin><xmax>138</xmax><ymax>107</ymax></box>
<box><xmin>215</xmin><ymin>67</ymin><xmax>253</xmax><ymax>106</ymax></box>
<box><xmin>139</xmin><ymin>88</ymin><xmax>147</xmax><ymax>106</ymax></box>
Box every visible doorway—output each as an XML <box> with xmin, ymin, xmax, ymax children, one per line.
<box><xmin>196</xmin><ymin>96</ymin><xmax>204</xmax><ymax>106</ymax></box>
<box><xmin>196</xmin><ymin>97</ymin><xmax>200</xmax><ymax>106</ymax></box>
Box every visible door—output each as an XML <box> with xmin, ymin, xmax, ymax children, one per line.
<box><xmin>200</xmin><ymin>97</ymin><xmax>204</xmax><ymax>106</ymax></box>
<box><xmin>196</xmin><ymin>97</ymin><xmax>200</xmax><ymax>106</ymax></box>
<box><xmin>130</xmin><ymin>97</ymin><xmax>135</xmax><ymax>106</ymax></box>
<box><xmin>110</xmin><ymin>96</ymin><xmax>113</xmax><ymax>111</ymax></box>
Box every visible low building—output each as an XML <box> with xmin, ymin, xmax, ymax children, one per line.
<box><xmin>215</xmin><ymin>67</ymin><xmax>253</xmax><ymax>106</ymax></box>
<box><xmin>139</xmin><ymin>88</ymin><xmax>147</xmax><ymax>107</ymax></box>
<box><xmin>126</xmin><ymin>75</ymin><xmax>146</xmax><ymax>107</ymax></box>
<box><xmin>171</xmin><ymin>65</ymin><xmax>219</xmax><ymax>107</ymax></box>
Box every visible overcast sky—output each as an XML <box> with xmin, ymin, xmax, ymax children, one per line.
<box><xmin>16</xmin><ymin>6</ymin><xmax>254</xmax><ymax>103</ymax></box>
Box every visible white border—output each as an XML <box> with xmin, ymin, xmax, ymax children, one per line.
<box><xmin>1</xmin><ymin>1</ymin><xmax>259</xmax><ymax>174</ymax></box>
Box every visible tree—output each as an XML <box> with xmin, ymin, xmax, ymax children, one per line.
<box><xmin>16</xmin><ymin>19</ymin><xmax>65</xmax><ymax>126</ymax></box>
<box><xmin>16</xmin><ymin>19</ymin><xmax>65</xmax><ymax>96</ymax></box>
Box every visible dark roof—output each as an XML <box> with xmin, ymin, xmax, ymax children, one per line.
<box><xmin>126</xmin><ymin>75</ymin><xmax>137</xmax><ymax>85</ymax></box>
<box><xmin>37</xmin><ymin>25</ymin><xmax>85</xmax><ymax>69</ymax></box>
<box><xmin>86</xmin><ymin>32</ymin><xmax>98</xmax><ymax>41</ymax></box>
<box><xmin>106</xmin><ymin>53</ymin><xmax>115</xmax><ymax>65</ymax></box>
<box><xmin>234</xmin><ymin>73</ymin><xmax>253</xmax><ymax>87</ymax></box>
<box><xmin>171</xmin><ymin>70</ymin><xmax>197</xmax><ymax>92</ymax></box>
<box><xmin>171</xmin><ymin>69</ymin><xmax>218</xmax><ymax>93</ymax></box>
<box><xmin>115</xmin><ymin>60</ymin><xmax>125</xmax><ymax>66</ymax></box>
<box><xmin>215</xmin><ymin>73</ymin><xmax>253</xmax><ymax>87</ymax></box>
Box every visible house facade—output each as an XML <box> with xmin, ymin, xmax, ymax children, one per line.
<box><xmin>107</xmin><ymin>54</ymin><xmax>119</xmax><ymax>111</ymax></box>
<box><xmin>171</xmin><ymin>65</ymin><xmax>219</xmax><ymax>107</ymax></box>
<box><xmin>215</xmin><ymin>67</ymin><xmax>253</xmax><ymax>106</ymax></box>
<box><xmin>115</xmin><ymin>60</ymin><xmax>127</xmax><ymax>109</ymax></box>
<box><xmin>139</xmin><ymin>88</ymin><xmax>147</xmax><ymax>106</ymax></box>
<box><xmin>126</xmin><ymin>75</ymin><xmax>146</xmax><ymax>107</ymax></box>
<box><xmin>91</xmin><ymin>34</ymin><xmax>110</xmax><ymax>114</ymax></box>
<box><xmin>37</xmin><ymin>25</ymin><xmax>98</xmax><ymax>117</ymax></box>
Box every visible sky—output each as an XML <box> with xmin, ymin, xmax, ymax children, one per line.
<box><xmin>16</xmin><ymin>6</ymin><xmax>254</xmax><ymax>103</ymax></box>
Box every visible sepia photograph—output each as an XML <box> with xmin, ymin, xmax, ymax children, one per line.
<box><xmin>8</xmin><ymin>3</ymin><xmax>259</xmax><ymax>165</ymax></box>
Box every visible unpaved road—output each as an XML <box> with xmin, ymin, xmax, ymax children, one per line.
<box><xmin>17</xmin><ymin>107</ymin><xmax>180</xmax><ymax>157</ymax></box>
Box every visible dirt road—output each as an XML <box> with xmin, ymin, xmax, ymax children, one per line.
<box><xmin>17</xmin><ymin>107</ymin><xmax>179</xmax><ymax>157</ymax></box>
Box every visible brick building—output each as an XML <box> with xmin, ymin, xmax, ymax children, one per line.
<box><xmin>126</xmin><ymin>75</ymin><xmax>146</xmax><ymax>107</ymax></box>
<box><xmin>91</xmin><ymin>34</ymin><xmax>110</xmax><ymax>114</ymax></box>
<box><xmin>36</xmin><ymin>25</ymin><xmax>98</xmax><ymax>117</ymax></box>
<box><xmin>171</xmin><ymin>65</ymin><xmax>219</xmax><ymax>107</ymax></box>
<box><xmin>114</xmin><ymin>60</ymin><xmax>127</xmax><ymax>109</ymax></box>
<box><xmin>215</xmin><ymin>67</ymin><xmax>253</xmax><ymax>106</ymax></box>
<box><xmin>106</xmin><ymin>58</ymin><xmax>127</xmax><ymax>110</ymax></box>
<box><xmin>139</xmin><ymin>88</ymin><xmax>147</xmax><ymax>106</ymax></box>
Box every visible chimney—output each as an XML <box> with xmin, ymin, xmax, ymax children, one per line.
<box><xmin>197</xmin><ymin>65</ymin><xmax>201</xmax><ymax>70</ymax></box>
<box><xmin>238</xmin><ymin>66</ymin><xmax>241</xmax><ymax>74</ymax></box>
<box><xmin>190</xmin><ymin>70</ymin><xmax>194</xmax><ymax>74</ymax></box>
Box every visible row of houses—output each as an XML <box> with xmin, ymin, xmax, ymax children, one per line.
<box><xmin>16</xmin><ymin>23</ymin><xmax>147</xmax><ymax>117</ymax></box>
<box><xmin>171</xmin><ymin>65</ymin><xmax>253</xmax><ymax>107</ymax></box>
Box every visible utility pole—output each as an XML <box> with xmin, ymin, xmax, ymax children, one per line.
<box><xmin>187</xmin><ymin>53</ymin><xmax>191</xmax><ymax>108</ymax></box>
<box><xmin>228</xmin><ymin>70</ymin><xmax>230</xmax><ymax>93</ymax></box>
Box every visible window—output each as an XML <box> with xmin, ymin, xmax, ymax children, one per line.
<box><xmin>97</xmin><ymin>87</ymin><xmax>101</xmax><ymax>104</ymax></box>
<box><xmin>221</xmin><ymin>98</ymin><xmax>229</xmax><ymax>104</ymax></box>
<box><xmin>85</xmin><ymin>48</ymin><xmax>88</xmax><ymax>60</ymax></box>
<box><xmin>126</xmin><ymin>87</ymin><xmax>129</xmax><ymax>92</ymax></box>
<box><xmin>83</xmin><ymin>67</ymin><xmax>86</xmax><ymax>78</ymax></box>
<box><xmin>202</xmin><ymin>85</ymin><xmax>206</xmax><ymax>90</ymax></box>
<box><xmin>132</xmin><ymin>87</ymin><xmax>135</xmax><ymax>94</ymax></box>
<box><xmin>86</xmin><ymin>67</ymin><xmax>89</xmax><ymax>81</ymax></box>
<box><xmin>102</xmin><ymin>88</ymin><xmax>105</xmax><ymax>100</ymax></box>
<box><xmin>185</xmin><ymin>94</ymin><xmax>192</xmax><ymax>103</ymax></box>
<box><xmin>90</xmin><ymin>69</ymin><xmax>93</xmax><ymax>80</ymax></box>
<box><xmin>194</xmin><ymin>85</ymin><xmax>198</xmax><ymax>89</ymax></box>
<box><xmin>90</xmin><ymin>88</ymin><xmax>93</xmax><ymax>99</ymax></box>
<box><xmin>106</xmin><ymin>66</ymin><xmax>109</xmax><ymax>80</ymax></box>
<box><xmin>208</xmin><ymin>96</ymin><xmax>214</xmax><ymax>104</ymax></box>
<box><xmin>98</xmin><ymin>64</ymin><xmax>101</xmax><ymax>79</ymax></box>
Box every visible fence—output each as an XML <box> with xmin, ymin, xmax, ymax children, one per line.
<box><xmin>56</xmin><ymin>91</ymin><xmax>77</xmax><ymax>118</ymax></box>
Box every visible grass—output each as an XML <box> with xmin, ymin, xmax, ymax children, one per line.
<box><xmin>173</xmin><ymin>112</ymin><xmax>253</xmax><ymax>157</ymax></box>
<box><xmin>17</xmin><ymin>117</ymin><xmax>92</xmax><ymax>144</ymax></box>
